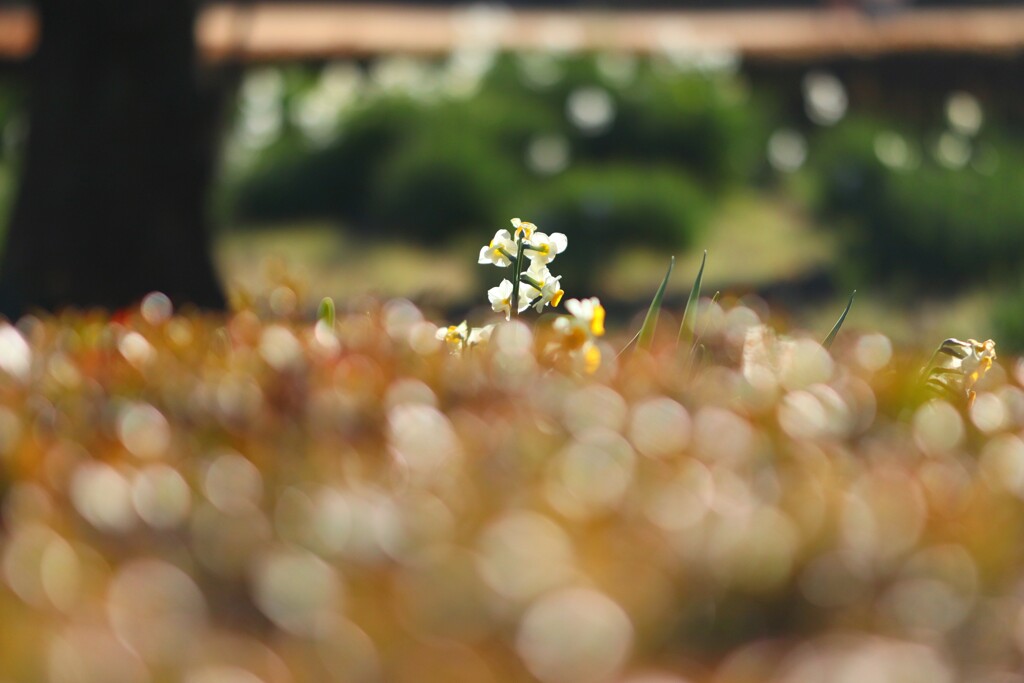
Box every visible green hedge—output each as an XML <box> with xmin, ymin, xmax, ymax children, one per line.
<box><xmin>230</xmin><ymin>56</ymin><xmax>765</xmax><ymax>248</ymax></box>
<box><xmin>234</xmin><ymin>97</ymin><xmax>423</xmax><ymax>224</ymax></box>
<box><xmin>368</xmin><ymin>130</ymin><xmax>522</xmax><ymax>241</ymax></box>
<box><xmin>579</xmin><ymin>72</ymin><xmax>763</xmax><ymax>190</ymax></box>
<box><xmin>522</xmin><ymin>165</ymin><xmax>709</xmax><ymax>289</ymax></box>
<box><xmin>992</xmin><ymin>281</ymin><xmax>1024</xmax><ymax>353</ymax></box>
<box><xmin>479</xmin><ymin>55</ymin><xmax>766</xmax><ymax>189</ymax></box>
<box><xmin>809</xmin><ymin>117</ymin><xmax>1024</xmax><ymax>288</ymax></box>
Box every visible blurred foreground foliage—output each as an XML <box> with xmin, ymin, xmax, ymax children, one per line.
<box><xmin>0</xmin><ymin>281</ymin><xmax>1022</xmax><ymax>682</ymax></box>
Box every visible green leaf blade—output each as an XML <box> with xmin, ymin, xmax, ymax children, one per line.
<box><xmin>678</xmin><ymin>250</ymin><xmax>707</xmax><ymax>348</ymax></box>
<box><xmin>637</xmin><ymin>256</ymin><xmax>675</xmax><ymax>351</ymax></box>
<box><xmin>318</xmin><ymin>297</ymin><xmax>336</xmax><ymax>328</ymax></box>
<box><xmin>823</xmin><ymin>290</ymin><xmax>856</xmax><ymax>350</ymax></box>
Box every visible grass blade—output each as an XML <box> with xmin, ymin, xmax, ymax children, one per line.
<box><xmin>678</xmin><ymin>250</ymin><xmax>707</xmax><ymax>347</ymax></box>
<box><xmin>685</xmin><ymin>290</ymin><xmax>722</xmax><ymax>371</ymax></box>
<box><xmin>317</xmin><ymin>297</ymin><xmax>336</xmax><ymax>328</ymax></box>
<box><xmin>692</xmin><ymin>290</ymin><xmax>721</xmax><ymax>349</ymax></box>
<box><xmin>616</xmin><ymin>329</ymin><xmax>642</xmax><ymax>359</ymax></box>
<box><xmin>637</xmin><ymin>256</ymin><xmax>675</xmax><ymax>351</ymax></box>
<box><xmin>823</xmin><ymin>290</ymin><xmax>856</xmax><ymax>350</ymax></box>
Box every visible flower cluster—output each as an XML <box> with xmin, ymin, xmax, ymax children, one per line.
<box><xmin>435</xmin><ymin>218</ymin><xmax>606</xmax><ymax>373</ymax></box>
<box><xmin>480</xmin><ymin>218</ymin><xmax>567</xmax><ymax>320</ymax></box>
<box><xmin>433</xmin><ymin>320</ymin><xmax>494</xmax><ymax>354</ymax></box>
<box><xmin>550</xmin><ymin>297</ymin><xmax>606</xmax><ymax>374</ymax></box>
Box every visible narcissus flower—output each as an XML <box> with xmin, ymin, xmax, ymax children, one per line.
<box><xmin>551</xmin><ymin>297</ymin><xmax>606</xmax><ymax>374</ymax></box>
<box><xmin>489</xmin><ymin>279</ymin><xmax>532</xmax><ymax>321</ymax></box>
<box><xmin>923</xmin><ymin>337</ymin><xmax>997</xmax><ymax>406</ymax></box>
<box><xmin>467</xmin><ymin>324</ymin><xmax>495</xmax><ymax>347</ymax></box>
<box><xmin>520</xmin><ymin>264</ymin><xmax>565</xmax><ymax>313</ymax></box>
<box><xmin>510</xmin><ymin>217</ymin><xmax>537</xmax><ymax>240</ymax></box>
<box><xmin>435</xmin><ymin>321</ymin><xmax>495</xmax><ymax>354</ymax></box>
<box><xmin>480</xmin><ymin>218</ymin><xmax>569</xmax><ymax>323</ymax></box>
<box><xmin>435</xmin><ymin>321</ymin><xmax>469</xmax><ymax>351</ymax></box>
<box><xmin>564</xmin><ymin>297</ymin><xmax>606</xmax><ymax>337</ymax></box>
<box><xmin>479</xmin><ymin>230</ymin><xmax>517</xmax><ymax>267</ymax></box>
<box><xmin>525</xmin><ymin>231</ymin><xmax>568</xmax><ymax>267</ymax></box>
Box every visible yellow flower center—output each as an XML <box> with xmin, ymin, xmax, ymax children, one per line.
<box><xmin>590</xmin><ymin>305</ymin><xmax>606</xmax><ymax>337</ymax></box>
<box><xmin>515</xmin><ymin>222</ymin><xmax>536</xmax><ymax>239</ymax></box>
<box><xmin>562</xmin><ymin>326</ymin><xmax>588</xmax><ymax>351</ymax></box>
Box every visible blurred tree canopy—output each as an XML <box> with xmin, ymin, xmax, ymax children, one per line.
<box><xmin>0</xmin><ymin>0</ymin><xmax>225</xmax><ymax>316</ymax></box>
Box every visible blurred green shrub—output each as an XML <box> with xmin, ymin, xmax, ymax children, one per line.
<box><xmin>579</xmin><ymin>71</ymin><xmax>763</xmax><ymax>189</ymax></box>
<box><xmin>481</xmin><ymin>54</ymin><xmax>766</xmax><ymax>188</ymax></box>
<box><xmin>524</xmin><ymin>165</ymin><xmax>708</xmax><ymax>290</ymax></box>
<box><xmin>230</xmin><ymin>55</ymin><xmax>764</xmax><ymax>250</ymax></box>
<box><xmin>368</xmin><ymin>131</ymin><xmax>521</xmax><ymax>241</ymax></box>
<box><xmin>809</xmin><ymin>117</ymin><xmax>1024</xmax><ymax>288</ymax></box>
<box><xmin>991</xmin><ymin>282</ymin><xmax>1024</xmax><ymax>354</ymax></box>
<box><xmin>234</xmin><ymin>97</ymin><xmax>422</xmax><ymax>224</ymax></box>
<box><xmin>0</xmin><ymin>80</ymin><xmax>25</xmax><ymax>248</ymax></box>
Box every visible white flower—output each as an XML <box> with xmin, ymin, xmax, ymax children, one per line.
<box><xmin>958</xmin><ymin>339</ymin><xmax>997</xmax><ymax>390</ymax></box>
<box><xmin>923</xmin><ymin>338</ymin><xmax>997</xmax><ymax>405</ymax></box>
<box><xmin>525</xmin><ymin>231</ymin><xmax>567</xmax><ymax>266</ymax></box>
<box><xmin>511</xmin><ymin>217</ymin><xmax>537</xmax><ymax>240</ymax></box>
<box><xmin>520</xmin><ymin>264</ymin><xmax>565</xmax><ymax>313</ymax></box>
<box><xmin>468</xmin><ymin>324</ymin><xmax>495</xmax><ymax>347</ymax></box>
<box><xmin>550</xmin><ymin>297</ymin><xmax>606</xmax><ymax>374</ymax></box>
<box><xmin>478</xmin><ymin>229</ymin><xmax>517</xmax><ymax>267</ymax></box>
<box><xmin>488</xmin><ymin>279</ymin><xmax>532</xmax><ymax>321</ymax></box>
<box><xmin>551</xmin><ymin>319</ymin><xmax>602</xmax><ymax>374</ymax></box>
<box><xmin>564</xmin><ymin>297</ymin><xmax>606</xmax><ymax>337</ymax></box>
<box><xmin>435</xmin><ymin>321</ymin><xmax>469</xmax><ymax>351</ymax></box>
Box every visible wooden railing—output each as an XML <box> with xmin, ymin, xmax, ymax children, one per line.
<box><xmin>1</xmin><ymin>3</ymin><xmax>1024</xmax><ymax>62</ymax></box>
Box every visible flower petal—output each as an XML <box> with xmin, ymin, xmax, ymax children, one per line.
<box><xmin>564</xmin><ymin>299</ymin><xmax>583</xmax><ymax>318</ymax></box>
<box><xmin>551</xmin><ymin>233</ymin><xmax>568</xmax><ymax>253</ymax></box>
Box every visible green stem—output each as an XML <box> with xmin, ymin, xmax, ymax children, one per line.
<box><xmin>520</xmin><ymin>273</ymin><xmax>543</xmax><ymax>290</ymax></box>
<box><xmin>510</xmin><ymin>236</ymin><xmax>525</xmax><ymax>317</ymax></box>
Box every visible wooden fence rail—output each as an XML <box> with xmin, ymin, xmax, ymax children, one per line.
<box><xmin>1</xmin><ymin>3</ymin><xmax>1024</xmax><ymax>62</ymax></box>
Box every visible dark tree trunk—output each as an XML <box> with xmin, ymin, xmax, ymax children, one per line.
<box><xmin>0</xmin><ymin>0</ymin><xmax>226</xmax><ymax>317</ymax></box>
